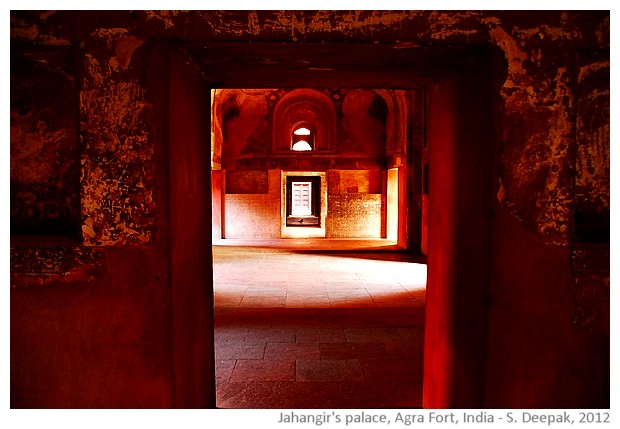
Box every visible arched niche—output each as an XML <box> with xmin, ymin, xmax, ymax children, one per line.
<box><xmin>372</xmin><ymin>89</ymin><xmax>409</xmax><ymax>156</ymax></box>
<box><xmin>272</xmin><ymin>89</ymin><xmax>336</xmax><ymax>153</ymax></box>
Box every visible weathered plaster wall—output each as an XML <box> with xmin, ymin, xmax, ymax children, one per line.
<box><xmin>10</xmin><ymin>50</ymin><xmax>79</xmax><ymax>235</ymax></box>
<box><xmin>10</xmin><ymin>10</ymin><xmax>609</xmax><ymax>409</ymax></box>
<box><xmin>10</xmin><ymin>34</ymin><xmax>175</xmax><ymax>408</ymax></box>
<box><xmin>12</xmin><ymin>10</ymin><xmax>608</xmax><ymax>248</ymax></box>
<box><xmin>574</xmin><ymin>51</ymin><xmax>610</xmax><ymax>243</ymax></box>
<box><xmin>79</xmin><ymin>29</ymin><xmax>154</xmax><ymax>247</ymax></box>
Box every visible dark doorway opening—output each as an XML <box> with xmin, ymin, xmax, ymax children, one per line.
<box><xmin>286</xmin><ymin>176</ymin><xmax>321</xmax><ymax>227</ymax></box>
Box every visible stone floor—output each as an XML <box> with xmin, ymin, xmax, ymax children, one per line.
<box><xmin>213</xmin><ymin>238</ymin><xmax>427</xmax><ymax>409</ymax></box>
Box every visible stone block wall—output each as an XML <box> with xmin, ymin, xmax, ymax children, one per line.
<box><xmin>223</xmin><ymin>194</ymin><xmax>280</xmax><ymax>238</ymax></box>
<box><xmin>326</xmin><ymin>194</ymin><xmax>383</xmax><ymax>238</ymax></box>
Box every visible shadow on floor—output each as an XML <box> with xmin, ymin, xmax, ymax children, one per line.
<box><xmin>215</xmin><ymin>306</ymin><xmax>424</xmax><ymax>409</ymax></box>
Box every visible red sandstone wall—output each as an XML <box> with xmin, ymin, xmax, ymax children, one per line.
<box><xmin>326</xmin><ymin>194</ymin><xmax>383</xmax><ymax>238</ymax></box>
<box><xmin>10</xmin><ymin>10</ymin><xmax>609</xmax><ymax>409</ymax></box>
<box><xmin>211</xmin><ymin>170</ymin><xmax>223</xmax><ymax>240</ymax></box>
<box><xmin>10</xmin><ymin>247</ymin><xmax>174</xmax><ymax>408</ymax></box>
<box><xmin>326</xmin><ymin>169</ymin><xmax>384</xmax><ymax>238</ymax></box>
<box><xmin>224</xmin><ymin>194</ymin><xmax>281</xmax><ymax>238</ymax></box>
<box><xmin>425</xmin><ymin>60</ymin><xmax>494</xmax><ymax>407</ymax></box>
<box><xmin>168</xmin><ymin>49</ymin><xmax>216</xmax><ymax>407</ymax></box>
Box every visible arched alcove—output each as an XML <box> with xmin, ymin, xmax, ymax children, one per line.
<box><xmin>372</xmin><ymin>89</ymin><xmax>409</xmax><ymax>156</ymax></box>
<box><xmin>272</xmin><ymin>89</ymin><xmax>336</xmax><ymax>153</ymax></box>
